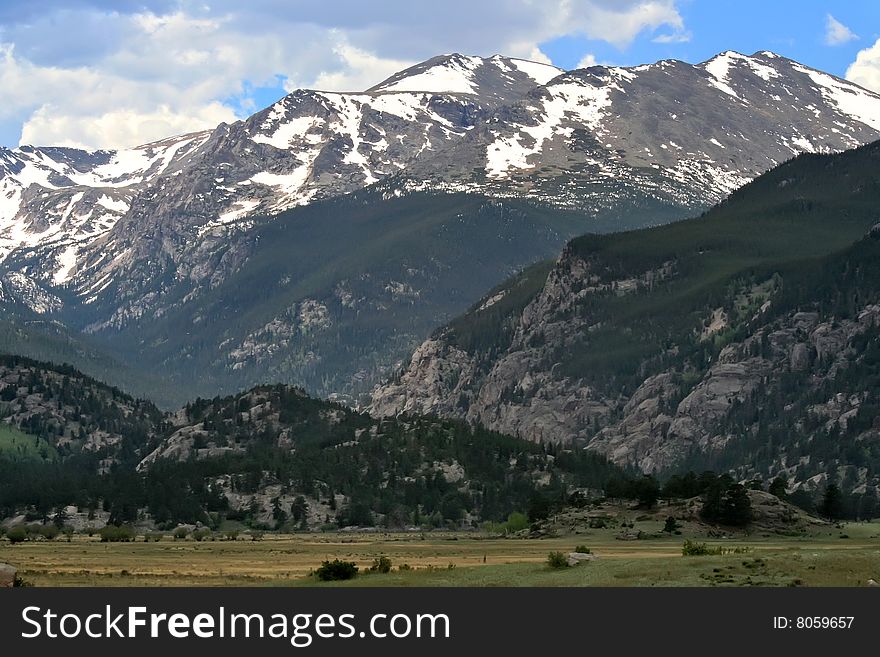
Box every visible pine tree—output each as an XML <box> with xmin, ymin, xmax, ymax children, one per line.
<box><xmin>821</xmin><ymin>482</ymin><xmax>843</xmax><ymax>520</ymax></box>
<box><xmin>721</xmin><ymin>484</ymin><xmax>753</xmax><ymax>527</ymax></box>
<box><xmin>768</xmin><ymin>475</ymin><xmax>788</xmax><ymax>499</ymax></box>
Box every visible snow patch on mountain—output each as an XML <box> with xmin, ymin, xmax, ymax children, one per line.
<box><xmin>53</xmin><ymin>245</ymin><xmax>79</xmax><ymax>285</ymax></box>
<box><xmin>252</xmin><ymin>116</ymin><xmax>323</xmax><ymax>149</ymax></box>
<box><xmin>702</xmin><ymin>52</ymin><xmax>743</xmax><ymax>99</ymax></box>
<box><xmin>485</xmin><ymin>72</ymin><xmax>624</xmax><ymax>178</ymax></box>
<box><xmin>375</xmin><ymin>55</ymin><xmax>483</xmax><ymax>94</ymax></box>
<box><xmin>507</xmin><ymin>57</ymin><xmax>563</xmax><ymax>85</ymax></box>
<box><xmin>791</xmin><ymin>64</ymin><xmax>880</xmax><ymax>132</ymax></box>
<box><xmin>96</xmin><ymin>194</ymin><xmax>130</xmax><ymax>214</ymax></box>
<box><xmin>0</xmin><ymin>272</ymin><xmax>63</xmax><ymax>313</ymax></box>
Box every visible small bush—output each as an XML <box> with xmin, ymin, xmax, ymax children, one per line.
<box><xmin>192</xmin><ymin>528</ymin><xmax>211</xmax><ymax>542</ymax></box>
<box><xmin>504</xmin><ymin>512</ymin><xmax>529</xmax><ymax>534</ymax></box>
<box><xmin>39</xmin><ymin>525</ymin><xmax>60</xmax><ymax>541</ymax></box>
<box><xmin>547</xmin><ymin>551</ymin><xmax>569</xmax><ymax>569</ymax></box>
<box><xmin>249</xmin><ymin>531</ymin><xmax>264</xmax><ymax>541</ymax></box>
<box><xmin>6</xmin><ymin>526</ymin><xmax>27</xmax><ymax>544</ymax></box>
<box><xmin>144</xmin><ymin>532</ymin><xmax>163</xmax><ymax>542</ymax></box>
<box><xmin>99</xmin><ymin>525</ymin><xmax>136</xmax><ymax>543</ymax></box>
<box><xmin>398</xmin><ymin>563</ymin><xmax>412</xmax><ymax>571</ymax></box>
<box><xmin>173</xmin><ymin>527</ymin><xmax>189</xmax><ymax>540</ymax></box>
<box><xmin>573</xmin><ymin>545</ymin><xmax>591</xmax><ymax>554</ymax></box>
<box><xmin>315</xmin><ymin>559</ymin><xmax>359</xmax><ymax>581</ymax></box>
<box><xmin>368</xmin><ymin>556</ymin><xmax>392</xmax><ymax>574</ymax></box>
<box><xmin>682</xmin><ymin>540</ymin><xmax>722</xmax><ymax>556</ymax></box>
<box><xmin>224</xmin><ymin>530</ymin><xmax>240</xmax><ymax>541</ymax></box>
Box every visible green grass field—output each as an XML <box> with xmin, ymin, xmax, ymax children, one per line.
<box><xmin>3</xmin><ymin>520</ymin><xmax>877</xmax><ymax>587</ymax></box>
<box><xmin>0</xmin><ymin>424</ymin><xmax>55</xmax><ymax>461</ymax></box>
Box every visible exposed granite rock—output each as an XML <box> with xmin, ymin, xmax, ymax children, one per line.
<box><xmin>0</xmin><ymin>563</ymin><xmax>16</xmax><ymax>588</ymax></box>
<box><xmin>368</xmin><ymin>338</ymin><xmax>479</xmax><ymax>419</ymax></box>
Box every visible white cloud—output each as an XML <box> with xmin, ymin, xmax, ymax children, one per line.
<box><xmin>0</xmin><ymin>1</ymin><xmax>688</xmax><ymax>149</ymax></box>
<box><xmin>307</xmin><ymin>38</ymin><xmax>415</xmax><ymax>93</ymax></box>
<box><xmin>20</xmin><ymin>103</ymin><xmax>235</xmax><ymax>150</ymax></box>
<box><xmin>524</xmin><ymin>46</ymin><xmax>554</xmax><ymax>66</ymax></box>
<box><xmin>562</xmin><ymin>0</ymin><xmax>684</xmax><ymax>49</ymax></box>
<box><xmin>825</xmin><ymin>14</ymin><xmax>858</xmax><ymax>47</ymax></box>
<box><xmin>846</xmin><ymin>38</ymin><xmax>880</xmax><ymax>93</ymax></box>
<box><xmin>653</xmin><ymin>30</ymin><xmax>691</xmax><ymax>44</ymax></box>
<box><xmin>576</xmin><ymin>54</ymin><xmax>598</xmax><ymax>69</ymax></box>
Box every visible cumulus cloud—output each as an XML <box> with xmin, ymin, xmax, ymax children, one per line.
<box><xmin>576</xmin><ymin>54</ymin><xmax>599</xmax><ymax>69</ymax></box>
<box><xmin>846</xmin><ymin>38</ymin><xmax>880</xmax><ymax>93</ymax></box>
<box><xmin>20</xmin><ymin>104</ymin><xmax>235</xmax><ymax>151</ymax></box>
<box><xmin>825</xmin><ymin>14</ymin><xmax>858</xmax><ymax>46</ymax></box>
<box><xmin>0</xmin><ymin>0</ymin><xmax>687</xmax><ymax>149</ymax></box>
<box><xmin>306</xmin><ymin>38</ymin><xmax>416</xmax><ymax>93</ymax></box>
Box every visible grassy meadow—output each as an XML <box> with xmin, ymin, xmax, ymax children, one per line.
<box><xmin>3</xmin><ymin>519</ymin><xmax>877</xmax><ymax>588</ymax></box>
<box><xmin>0</xmin><ymin>424</ymin><xmax>55</xmax><ymax>462</ymax></box>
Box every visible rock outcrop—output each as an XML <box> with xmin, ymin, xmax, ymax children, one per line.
<box><xmin>0</xmin><ymin>563</ymin><xmax>16</xmax><ymax>588</ymax></box>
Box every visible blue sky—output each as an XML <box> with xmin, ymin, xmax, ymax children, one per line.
<box><xmin>542</xmin><ymin>1</ymin><xmax>879</xmax><ymax>72</ymax></box>
<box><xmin>0</xmin><ymin>1</ymin><xmax>878</xmax><ymax>150</ymax></box>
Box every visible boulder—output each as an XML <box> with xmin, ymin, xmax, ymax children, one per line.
<box><xmin>566</xmin><ymin>552</ymin><xmax>597</xmax><ymax>567</ymax></box>
<box><xmin>867</xmin><ymin>579</ymin><xmax>878</xmax><ymax>587</ymax></box>
<box><xmin>615</xmin><ymin>529</ymin><xmax>642</xmax><ymax>541</ymax></box>
<box><xmin>0</xmin><ymin>563</ymin><xmax>16</xmax><ymax>588</ymax></box>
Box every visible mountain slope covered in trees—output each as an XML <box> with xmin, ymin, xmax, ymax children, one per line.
<box><xmin>0</xmin><ymin>356</ymin><xmax>622</xmax><ymax>529</ymax></box>
<box><xmin>372</xmin><ymin>140</ymin><xmax>880</xmax><ymax>501</ymax></box>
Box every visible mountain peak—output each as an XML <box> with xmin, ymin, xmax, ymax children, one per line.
<box><xmin>366</xmin><ymin>53</ymin><xmax>562</xmax><ymax>96</ymax></box>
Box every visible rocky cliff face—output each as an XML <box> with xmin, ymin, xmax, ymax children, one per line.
<box><xmin>371</xmin><ymin>245</ymin><xmax>667</xmax><ymax>438</ymax></box>
<box><xmin>588</xmin><ymin>305</ymin><xmax>880</xmax><ymax>478</ymax></box>
<box><xmin>374</xmin><ymin>251</ymin><xmax>880</xmax><ymax>493</ymax></box>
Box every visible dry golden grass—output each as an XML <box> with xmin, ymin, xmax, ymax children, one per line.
<box><xmin>3</xmin><ymin>521</ymin><xmax>878</xmax><ymax>587</ymax></box>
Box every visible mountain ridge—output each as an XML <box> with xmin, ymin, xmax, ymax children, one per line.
<box><xmin>4</xmin><ymin>50</ymin><xmax>880</xmax><ymax>404</ymax></box>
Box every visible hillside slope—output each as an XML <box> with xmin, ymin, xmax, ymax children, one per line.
<box><xmin>0</xmin><ymin>356</ymin><xmax>621</xmax><ymax>528</ymax></box>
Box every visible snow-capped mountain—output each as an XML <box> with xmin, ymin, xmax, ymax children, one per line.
<box><xmin>1</xmin><ymin>54</ymin><xmax>565</xmax><ymax>313</ymax></box>
<box><xmin>367</xmin><ymin>53</ymin><xmax>562</xmax><ymax>97</ymax></box>
<box><xmin>0</xmin><ymin>132</ymin><xmax>209</xmax><ymax>267</ymax></box>
<box><xmin>404</xmin><ymin>51</ymin><xmax>880</xmax><ymax>208</ymax></box>
<box><xmin>2</xmin><ymin>50</ymin><xmax>880</xmax><ymax>404</ymax></box>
